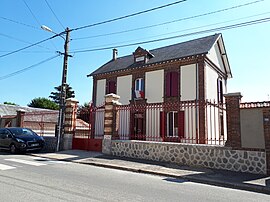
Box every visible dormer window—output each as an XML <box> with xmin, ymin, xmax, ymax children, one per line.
<box><xmin>133</xmin><ymin>46</ymin><xmax>154</xmax><ymax>64</ymax></box>
<box><xmin>135</xmin><ymin>56</ymin><xmax>145</xmax><ymax>62</ymax></box>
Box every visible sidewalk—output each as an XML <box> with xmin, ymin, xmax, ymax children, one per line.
<box><xmin>30</xmin><ymin>150</ymin><xmax>270</xmax><ymax>194</ymax></box>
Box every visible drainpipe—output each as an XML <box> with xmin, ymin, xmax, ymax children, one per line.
<box><xmin>195</xmin><ymin>63</ymin><xmax>199</xmax><ymax>143</ymax></box>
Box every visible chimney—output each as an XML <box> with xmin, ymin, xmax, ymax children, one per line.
<box><xmin>112</xmin><ymin>48</ymin><xmax>118</xmax><ymax>60</ymax></box>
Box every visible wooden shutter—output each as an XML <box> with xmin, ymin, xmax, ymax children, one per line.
<box><xmin>166</xmin><ymin>72</ymin><xmax>171</xmax><ymax>97</ymax></box>
<box><xmin>171</xmin><ymin>72</ymin><xmax>179</xmax><ymax>97</ymax></box>
<box><xmin>108</xmin><ymin>81</ymin><xmax>116</xmax><ymax>94</ymax></box>
<box><xmin>178</xmin><ymin>111</ymin><xmax>185</xmax><ymax>138</ymax></box>
<box><xmin>160</xmin><ymin>111</ymin><xmax>166</xmax><ymax>139</ymax></box>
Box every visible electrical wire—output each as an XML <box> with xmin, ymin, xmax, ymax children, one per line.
<box><xmin>72</xmin><ymin>0</ymin><xmax>265</xmax><ymax>40</ymax></box>
<box><xmin>0</xmin><ymin>16</ymin><xmax>40</xmax><ymax>30</ymax></box>
<box><xmin>44</xmin><ymin>0</ymin><xmax>65</xmax><ymax>29</ymax></box>
<box><xmin>0</xmin><ymin>32</ymin><xmax>54</xmax><ymax>51</ymax></box>
<box><xmin>71</xmin><ymin>0</ymin><xmax>187</xmax><ymax>32</ymax></box>
<box><xmin>71</xmin><ymin>12</ymin><xmax>270</xmax><ymax>51</ymax></box>
<box><xmin>71</xmin><ymin>17</ymin><xmax>270</xmax><ymax>53</ymax></box>
<box><xmin>0</xmin><ymin>54</ymin><xmax>60</xmax><ymax>81</ymax></box>
<box><xmin>22</xmin><ymin>0</ymin><xmax>42</xmax><ymax>26</ymax></box>
<box><xmin>0</xmin><ymin>34</ymin><xmax>59</xmax><ymax>58</ymax></box>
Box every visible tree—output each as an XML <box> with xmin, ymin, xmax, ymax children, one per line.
<box><xmin>4</xmin><ymin>102</ymin><xmax>17</xmax><ymax>105</ymax></box>
<box><xmin>49</xmin><ymin>84</ymin><xmax>75</xmax><ymax>104</ymax></box>
<box><xmin>28</xmin><ymin>97</ymin><xmax>59</xmax><ymax>110</ymax></box>
<box><xmin>77</xmin><ymin>102</ymin><xmax>92</xmax><ymax>123</ymax></box>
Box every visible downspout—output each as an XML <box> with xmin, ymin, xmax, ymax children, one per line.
<box><xmin>195</xmin><ymin>62</ymin><xmax>199</xmax><ymax>144</ymax></box>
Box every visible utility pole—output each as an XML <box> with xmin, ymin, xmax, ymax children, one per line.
<box><xmin>56</xmin><ymin>27</ymin><xmax>71</xmax><ymax>152</ymax></box>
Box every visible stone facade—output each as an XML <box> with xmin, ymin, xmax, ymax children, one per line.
<box><xmin>111</xmin><ymin>140</ymin><xmax>266</xmax><ymax>174</ymax></box>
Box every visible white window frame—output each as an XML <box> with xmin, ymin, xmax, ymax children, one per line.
<box><xmin>167</xmin><ymin>111</ymin><xmax>178</xmax><ymax>137</ymax></box>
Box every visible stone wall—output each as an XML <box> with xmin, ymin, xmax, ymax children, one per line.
<box><xmin>42</xmin><ymin>137</ymin><xmax>57</xmax><ymax>152</ymax></box>
<box><xmin>111</xmin><ymin>140</ymin><xmax>266</xmax><ymax>174</ymax></box>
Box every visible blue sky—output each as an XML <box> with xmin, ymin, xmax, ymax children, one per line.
<box><xmin>1</xmin><ymin>0</ymin><xmax>270</xmax><ymax>106</ymax></box>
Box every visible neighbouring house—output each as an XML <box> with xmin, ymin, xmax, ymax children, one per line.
<box><xmin>88</xmin><ymin>33</ymin><xmax>232</xmax><ymax>144</ymax></box>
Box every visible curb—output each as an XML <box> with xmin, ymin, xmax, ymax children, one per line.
<box><xmin>30</xmin><ymin>154</ymin><xmax>270</xmax><ymax>195</ymax></box>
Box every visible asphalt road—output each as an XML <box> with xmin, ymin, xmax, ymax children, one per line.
<box><xmin>0</xmin><ymin>152</ymin><xmax>269</xmax><ymax>202</ymax></box>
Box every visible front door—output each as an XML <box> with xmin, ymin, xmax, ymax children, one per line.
<box><xmin>133</xmin><ymin>113</ymin><xmax>145</xmax><ymax>140</ymax></box>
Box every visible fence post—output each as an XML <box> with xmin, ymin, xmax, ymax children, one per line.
<box><xmin>263</xmin><ymin>109</ymin><xmax>270</xmax><ymax>175</ymax></box>
<box><xmin>16</xmin><ymin>110</ymin><xmax>25</xmax><ymax>127</ymax></box>
<box><xmin>63</xmin><ymin>98</ymin><xmax>79</xmax><ymax>150</ymax></box>
<box><xmin>224</xmin><ymin>92</ymin><xmax>242</xmax><ymax>149</ymax></box>
<box><xmin>102</xmin><ymin>93</ymin><xmax>121</xmax><ymax>155</ymax></box>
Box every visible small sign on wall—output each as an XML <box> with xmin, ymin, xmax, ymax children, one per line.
<box><xmin>104</xmin><ymin>135</ymin><xmax>112</xmax><ymax>140</ymax></box>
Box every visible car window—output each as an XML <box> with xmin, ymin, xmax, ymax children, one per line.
<box><xmin>8</xmin><ymin>128</ymin><xmax>35</xmax><ymax>137</ymax></box>
<box><xmin>0</xmin><ymin>129</ymin><xmax>8</xmax><ymax>138</ymax></box>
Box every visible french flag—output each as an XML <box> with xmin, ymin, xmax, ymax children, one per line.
<box><xmin>135</xmin><ymin>90</ymin><xmax>144</xmax><ymax>98</ymax></box>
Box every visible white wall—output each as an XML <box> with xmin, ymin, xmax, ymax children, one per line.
<box><xmin>205</xmin><ymin>64</ymin><xmax>219</xmax><ymax>101</ymax></box>
<box><xmin>208</xmin><ymin>43</ymin><xmax>225</xmax><ymax>73</ymax></box>
<box><xmin>145</xmin><ymin>69</ymin><xmax>164</xmax><ymax>103</ymax></box>
<box><xmin>181</xmin><ymin>64</ymin><xmax>197</xmax><ymax>101</ymax></box>
<box><xmin>117</xmin><ymin>75</ymin><xmax>132</xmax><ymax>105</ymax></box>
<box><xmin>96</xmin><ymin>79</ymin><xmax>106</xmax><ymax>107</ymax></box>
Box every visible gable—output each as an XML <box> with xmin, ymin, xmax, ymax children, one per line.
<box><xmin>207</xmin><ymin>36</ymin><xmax>232</xmax><ymax>78</ymax></box>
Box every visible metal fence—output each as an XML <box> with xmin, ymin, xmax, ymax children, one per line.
<box><xmin>116</xmin><ymin>100</ymin><xmax>226</xmax><ymax>145</ymax></box>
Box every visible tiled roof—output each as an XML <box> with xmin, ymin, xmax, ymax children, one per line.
<box><xmin>89</xmin><ymin>34</ymin><xmax>220</xmax><ymax>76</ymax></box>
<box><xmin>0</xmin><ymin>104</ymin><xmax>56</xmax><ymax>117</ymax></box>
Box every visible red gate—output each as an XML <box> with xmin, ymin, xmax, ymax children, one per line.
<box><xmin>72</xmin><ymin>105</ymin><xmax>104</xmax><ymax>152</ymax></box>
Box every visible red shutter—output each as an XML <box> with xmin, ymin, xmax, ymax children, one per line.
<box><xmin>178</xmin><ymin>111</ymin><xmax>184</xmax><ymax>138</ymax></box>
<box><xmin>171</xmin><ymin>72</ymin><xmax>179</xmax><ymax>97</ymax></box>
<box><xmin>160</xmin><ymin>111</ymin><xmax>166</xmax><ymax>139</ymax></box>
<box><xmin>109</xmin><ymin>81</ymin><xmax>116</xmax><ymax>94</ymax></box>
<box><xmin>166</xmin><ymin>72</ymin><xmax>171</xmax><ymax>97</ymax></box>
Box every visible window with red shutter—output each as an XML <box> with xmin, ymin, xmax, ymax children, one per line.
<box><xmin>107</xmin><ymin>81</ymin><xmax>116</xmax><ymax>94</ymax></box>
<box><xmin>165</xmin><ymin>72</ymin><xmax>179</xmax><ymax>97</ymax></box>
<box><xmin>171</xmin><ymin>72</ymin><xmax>179</xmax><ymax>97</ymax></box>
<box><xmin>178</xmin><ymin>111</ymin><xmax>184</xmax><ymax>138</ymax></box>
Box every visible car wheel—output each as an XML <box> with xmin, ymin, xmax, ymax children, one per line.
<box><xmin>10</xmin><ymin>144</ymin><xmax>17</xmax><ymax>154</ymax></box>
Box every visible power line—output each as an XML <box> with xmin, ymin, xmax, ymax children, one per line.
<box><xmin>0</xmin><ymin>32</ymin><xmax>54</xmax><ymax>51</ymax></box>
<box><xmin>0</xmin><ymin>34</ymin><xmax>59</xmax><ymax>58</ymax></box>
<box><xmin>22</xmin><ymin>0</ymin><xmax>42</xmax><ymax>26</ymax></box>
<box><xmin>44</xmin><ymin>0</ymin><xmax>65</xmax><ymax>29</ymax></box>
<box><xmin>71</xmin><ymin>17</ymin><xmax>270</xmax><ymax>54</ymax></box>
<box><xmin>0</xmin><ymin>16</ymin><xmax>40</xmax><ymax>30</ymax></box>
<box><xmin>72</xmin><ymin>0</ymin><xmax>265</xmax><ymax>40</ymax></box>
<box><xmin>71</xmin><ymin>0</ymin><xmax>188</xmax><ymax>32</ymax></box>
<box><xmin>72</xmin><ymin>12</ymin><xmax>270</xmax><ymax>51</ymax></box>
<box><xmin>0</xmin><ymin>55</ymin><xmax>60</xmax><ymax>81</ymax></box>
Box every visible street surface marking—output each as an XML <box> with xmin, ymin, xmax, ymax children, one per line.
<box><xmin>31</xmin><ymin>157</ymin><xmax>70</xmax><ymax>164</ymax></box>
<box><xmin>5</xmin><ymin>159</ymin><xmax>46</xmax><ymax>166</ymax></box>
<box><xmin>0</xmin><ymin>163</ymin><xmax>16</xmax><ymax>170</ymax></box>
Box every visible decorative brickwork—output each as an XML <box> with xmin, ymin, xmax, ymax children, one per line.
<box><xmin>224</xmin><ymin>93</ymin><xmax>242</xmax><ymax>149</ymax></box>
<box><xmin>63</xmin><ymin>98</ymin><xmax>78</xmax><ymax>150</ymax></box>
<box><xmin>102</xmin><ymin>94</ymin><xmax>121</xmax><ymax>154</ymax></box>
<box><xmin>198</xmin><ymin>60</ymin><xmax>206</xmax><ymax>144</ymax></box>
<box><xmin>263</xmin><ymin>109</ymin><xmax>270</xmax><ymax>175</ymax></box>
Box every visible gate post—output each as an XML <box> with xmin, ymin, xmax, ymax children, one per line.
<box><xmin>63</xmin><ymin>98</ymin><xmax>79</xmax><ymax>150</ymax></box>
<box><xmin>102</xmin><ymin>93</ymin><xmax>121</xmax><ymax>155</ymax></box>
<box><xmin>16</xmin><ymin>110</ymin><xmax>25</xmax><ymax>127</ymax></box>
<box><xmin>224</xmin><ymin>92</ymin><xmax>242</xmax><ymax>149</ymax></box>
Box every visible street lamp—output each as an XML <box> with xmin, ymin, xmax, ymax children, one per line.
<box><xmin>41</xmin><ymin>25</ymin><xmax>71</xmax><ymax>152</ymax></box>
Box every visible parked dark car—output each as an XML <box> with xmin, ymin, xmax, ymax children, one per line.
<box><xmin>0</xmin><ymin>127</ymin><xmax>45</xmax><ymax>153</ymax></box>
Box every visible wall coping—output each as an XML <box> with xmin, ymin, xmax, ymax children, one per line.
<box><xmin>66</xmin><ymin>98</ymin><xmax>79</xmax><ymax>103</ymax></box>
<box><xmin>112</xmin><ymin>140</ymin><xmax>234</xmax><ymax>150</ymax></box>
<box><xmin>224</xmin><ymin>92</ymin><xmax>242</xmax><ymax>98</ymax></box>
